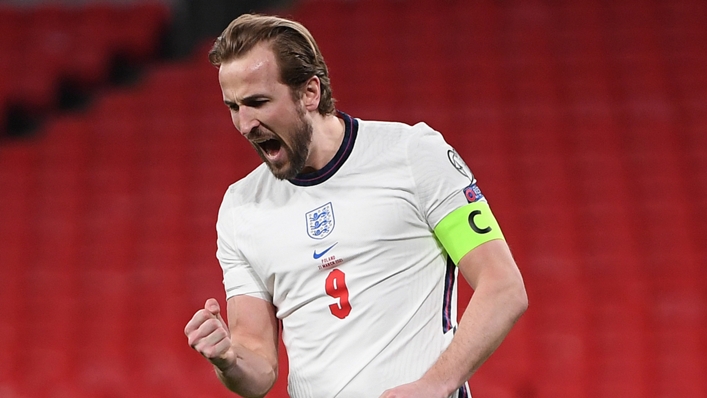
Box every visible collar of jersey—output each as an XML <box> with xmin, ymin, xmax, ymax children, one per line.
<box><xmin>288</xmin><ymin>111</ymin><xmax>358</xmax><ymax>187</ymax></box>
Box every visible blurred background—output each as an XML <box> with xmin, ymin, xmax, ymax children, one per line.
<box><xmin>0</xmin><ymin>0</ymin><xmax>705</xmax><ymax>397</ymax></box>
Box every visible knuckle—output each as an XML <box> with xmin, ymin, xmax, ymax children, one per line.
<box><xmin>213</xmin><ymin>327</ymin><xmax>228</xmax><ymax>340</ymax></box>
<box><xmin>203</xmin><ymin>346</ymin><xmax>219</xmax><ymax>359</ymax></box>
<box><xmin>207</xmin><ymin>318</ymin><xmax>224</xmax><ymax>331</ymax></box>
<box><xmin>194</xmin><ymin>341</ymin><xmax>209</xmax><ymax>355</ymax></box>
<box><xmin>201</xmin><ymin>319</ymin><xmax>215</xmax><ymax>333</ymax></box>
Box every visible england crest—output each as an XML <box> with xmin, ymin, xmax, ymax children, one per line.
<box><xmin>306</xmin><ymin>202</ymin><xmax>335</xmax><ymax>240</ymax></box>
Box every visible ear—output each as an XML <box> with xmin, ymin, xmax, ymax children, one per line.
<box><xmin>301</xmin><ymin>75</ymin><xmax>321</xmax><ymax>112</ymax></box>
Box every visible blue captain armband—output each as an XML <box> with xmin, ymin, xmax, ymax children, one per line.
<box><xmin>433</xmin><ymin>201</ymin><xmax>505</xmax><ymax>264</ymax></box>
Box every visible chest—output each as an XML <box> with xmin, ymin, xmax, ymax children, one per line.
<box><xmin>233</xmin><ymin>172</ymin><xmax>432</xmax><ymax>313</ymax></box>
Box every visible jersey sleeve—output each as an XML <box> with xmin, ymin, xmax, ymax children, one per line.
<box><xmin>407</xmin><ymin>123</ymin><xmax>504</xmax><ymax>264</ymax></box>
<box><xmin>216</xmin><ymin>188</ymin><xmax>272</xmax><ymax>301</ymax></box>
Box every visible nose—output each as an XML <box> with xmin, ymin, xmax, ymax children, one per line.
<box><xmin>233</xmin><ymin>107</ymin><xmax>260</xmax><ymax>136</ymax></box>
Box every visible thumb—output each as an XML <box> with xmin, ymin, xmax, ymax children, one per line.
<box><xmin>205</xmin><ymin>298</ymin><xmax>220</xmax><ymax>315</ymax></box>
<box><xmin>205</xmin><ymin>298</ymin><xmax>228</xmax><ymax>328</ymax></box>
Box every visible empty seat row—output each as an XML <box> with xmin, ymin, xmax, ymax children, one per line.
<box><xmin>1</xmin><ymin>0</ymin><xmax>706</xmax><ymax>396</ymax></box>
<box><xmin>0</xmin><ymin>2</ymin><xmax>168</xmax><ymax>115</ymax></box>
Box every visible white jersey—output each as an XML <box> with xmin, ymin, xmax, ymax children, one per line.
<box><xmin>217</xmin><ymin>112</ymin><xmax>474</xmax><ymax>398</ymax></box>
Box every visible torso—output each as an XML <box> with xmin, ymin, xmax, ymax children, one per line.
<box><xmin>219</xmin><ymin>113</ymin><xmax>467</xmax><ymax>397</ymax></box>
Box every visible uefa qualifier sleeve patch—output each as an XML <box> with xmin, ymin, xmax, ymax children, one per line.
<box><xmin>434</xmin><ymin>201</ymin><xmax>505</xmax><ymax>264</ymax></box>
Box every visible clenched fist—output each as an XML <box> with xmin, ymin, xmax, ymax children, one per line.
<box><xmin>185</xmin><ymin>298</ymin><xmax>235</xmax><ymax>370</ymax></box>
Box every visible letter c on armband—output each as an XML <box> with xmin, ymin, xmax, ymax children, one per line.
<box><xmin>468</xmin><ymin>210</ymin><xmax>492</xmax><ymax>234</ymax></box>
<box><xmin>434</xmin><ymin>201</ymin><xmax>505</xmax><ymax>264</ymax></box>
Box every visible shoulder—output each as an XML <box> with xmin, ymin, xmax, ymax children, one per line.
<box><xmin>221</xmin><ymin>163</ymin><xmax>274</xmax><ymax>208</ymax></box>
<box><xmin>357</xmin><ymin>118</ymin><xmax>440</xmax><ymax>139</ymax></box>
<box><xmin>354</xmin><ymin>118</ymin><xmax>444</xmax><ymax>158</ymax></box>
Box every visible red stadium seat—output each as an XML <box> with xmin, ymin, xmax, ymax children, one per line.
<box><xmin>1</xmin><ymin>0</ymin><xmax>707</xmax><ymax>396</ymax></box>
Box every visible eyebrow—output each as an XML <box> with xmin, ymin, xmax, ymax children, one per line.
<box><xmin>224</xmin><ymin>94</ymin><xmax>269</xmax><ymax>108</ymax></box>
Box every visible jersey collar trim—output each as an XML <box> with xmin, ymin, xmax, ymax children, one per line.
<box><xmin>288</xmin><ymin>111</ymin><xmax>358</xmax><ymax>186</ymax></box>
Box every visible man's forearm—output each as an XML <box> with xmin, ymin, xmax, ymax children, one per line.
<box><xmin>214</xmin><ymin>344</ymin><xmax>278</xmax><ymax>398</ymax></box>
<box><xmin>421</xmin><ymin>277</ymin><xmax>528</xmax><ymax>395</ymax></box>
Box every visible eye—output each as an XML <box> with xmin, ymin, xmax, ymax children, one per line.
<box><xmin>246</xmin><ymin>98</ymin><xmax>268</xmax><ymax>108</ymax></box>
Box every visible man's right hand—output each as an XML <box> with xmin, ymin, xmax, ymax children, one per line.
<box><xmin>185</xmin><ymin>298</ymin><xmax>235</xmax><ymax>370</ymax></box>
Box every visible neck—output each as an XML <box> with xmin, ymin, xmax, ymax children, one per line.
<box><xmin>302</xmin><ymin>113</ymin><xmax>346</xmax><ymax>173</ymax></box>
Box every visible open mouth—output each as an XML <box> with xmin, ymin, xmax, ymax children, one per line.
<box><xmin>257</xmin><ymin>138</ymin><xmax>282</xmax><ymax>158</ymax></box>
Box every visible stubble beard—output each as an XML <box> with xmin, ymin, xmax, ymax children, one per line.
<box><xmin>256</xmin><ymin>110</ymin><xmax>313</xmax><ymax>180</ymax></box>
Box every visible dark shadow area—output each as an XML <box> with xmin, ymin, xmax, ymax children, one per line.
<box><xmin>163</xmin><ymin>0</ymin><xmax>294</xmax><ymax>59</ymax></box>
<box><xmin>0</xmin><ymin>0</ymin><xmax>294</xmax><ymax>142</ymax></box>
<box><xmin>4</xmin><ymin>104</ymin><xmax>42</xmax><ymax>139</ymax></box>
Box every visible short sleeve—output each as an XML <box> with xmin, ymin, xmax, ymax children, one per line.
<box><xmin>406</xmin><ymin>123</ymin><xmax>482</xmax><ymax>229</ymax></box>
<box><xmin>216</xmin><ymin>189</ymin><xmax>272</xmax><ymax>301</ymax></box>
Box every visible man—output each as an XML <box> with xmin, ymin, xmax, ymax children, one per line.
<box><xmin>184</xmin><ymin>14</ymin><xmax>527</xmax><ymax>398</ymax></box>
